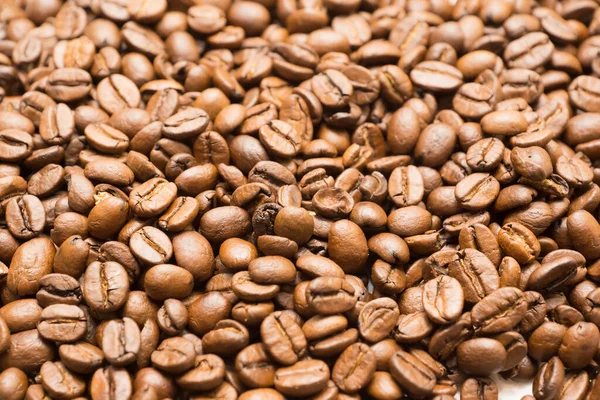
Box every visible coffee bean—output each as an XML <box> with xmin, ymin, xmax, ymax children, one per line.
<box><xmin>498</xmin><ymin>222</ymin><xmax>541</xmax><ymax>264</ymax></box>
<box><xmin>2</xmin><ymin>2</ymin><xmax>600</xmax><ymax>398</ymax></box>
<box><xmin>422</xmin><ymin>276</ymin><xmax>464</xmax><ymax>325</ymax></box>
<box><xmin>8</xmin><ymin>237</ymin><xmax>54</xmax><ymax>297</ymax></box>
<box><xmin>37</xmin><ymin>304</ymin><xmax>87</xmax><ymax>343</ymax></box>
<box><xmin>389</xmin><ymin>349</ymin><xmax>437</xmax><ymax>397</ymax></box>
<box><xmin>151</xmin><ymin>336</ymin><xmax>196</xmax><ymax>374</ymax></box>
<box><xmin>461</xmin><ymin>377</ymin><xmax>499</xmax><ymax>400</ymax></box>
<box><xmin>410</xmin><ymin>61</ymin><xmax>464</xmax><ymax>92</ymax></box>
<box><xmin>457</xmin><ymin>338</ymin><xmax>507</xmax><ymax>376</ymax></box>
<box><xmin>260</xmin><ymin>311</ymin><xmax>307</xmax><ymax>365</ymax></box>
<box><xmin>332</xmin><ymin>343</ymin><xmax>376</xmax><ymax>394</ymax></box>
<box><xmin>532</xmin><ymin>356</ymin><xmax>565</xmax><ymax>400</ymax></box>
<box><xmin>358</xmin><ymin>297</ymin><xmax>399</xmax><ymax>342</ymax></box>
<box><xmin>448</xmin><ymin>249</ymin><xmax>500</xmax><ymax>304</ymax></box>
<box><xmin>144</xmin><ymin>264</ymin><xmax>193</xmax><ymax>301</ymax></box>
<box><xmin>274</xmin><ymin>359</ymin><xmax>330</xmax><ymax>397</ymax></box>
<box><xmin>504</xmin><ymin>32</ymin><xmax>554</xmax><ymax>70</ymax></box>
<box><xmin>40</xmin><ymin>361</ymin><xmax>86</xmax><ymax>399</ymax></box>
<box><xmin>59</xmin><ymin>342</ymin><xmax>104</xmax><ymax>375</ymax></box>
<box><xmin>455</xmin><ymin>173</ymin><xmax>500</xmax><ymax>211</ymax></box>
<box><xmin>5</xmin><ymin>194</ymin><xmax>45</xmax><ymax>240</ymax></box>
<box><xmin>177</xmin><ymin>353</ymin><xmax>226</xmax><ymax>391</ymax></box>
<box><xmin>90</xmin><ymin>367</ymin><xmax>132</xmax><ymax>400</ymax></box>
<box><xmin>471</xmin><ymin>287</ymin><xmax>528</xmax><ymax>334</ymax></box>
<box><xmin>82</xmin><ymin>261</ymin><xmax>129</xmax><ymax>313</ymax></box>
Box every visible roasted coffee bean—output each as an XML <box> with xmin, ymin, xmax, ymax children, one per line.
<box><xmin>410</xmin><ymin>61</ymin><xmax>464</xmax><ymax>92</ymax></box>
<box><xmin>90</xmin><ymin>366</ymin><xmax>132</xmax><ymax>400</ymax></box>
<box><xmin>82</xmin><ymin>261</ymin><xmax>129</xmax><ymax>313</ymax></box>
<box><xmin>176</xmin><ymin>353</ymin><xmax>226</xmax><ymax>391</ymax></box>
<box><xmin>274</xmin><ymin>359</ymin><xmax>330</xmax><ymax>397</ymax></box>
<box><xmin>5</xmin><ymin>194</ymin><xmax>45</xmax><ymax>240</ymax></box>
<box><xmin>532</xmin><ymin>356</ymin><xmax>565</xmax><ymax>400</ymax></box>
<box><xmin>8</xmin><ymin>237</ymin><xmax>54</xmax><ymax>297</ymax></box>
<box><xmin>332</xmin><ymin>343</ymin><xmax>376</xmax><ymax>394</ymax></box>
<box><xmin>130</xmin><ymin>227</ymin><xmax>173</xmax><ymax>265</ymax></box>
<box><xmin>40</xmin><ymin>361</ymin><xmax>86</xmax><ymax>399</ymax></box>
<box><xmin>144</xmin><ymin>264</ymin><xmax>193</xmax><ymax>301</ymax></box>
<box><xmin>448</xmin><ymin>249</ymin><xmax>500</xmax><ymax>304</ymax></box>
<box><xmin>260</xmin><ymin>311</ymin><xmax>307</xmax><ymax>366</ymax></box>
<box><xmin>389</xmin><ymin>350</ymin><xmax>437</xmax><ymax>397</ymax></box>
<box><xmin>358</xmin><ymin>297</ymin><xmax>399</xmax><ymax>342</ymax></box>
<box><xmin>129</xmin><ymin>178</ymin><xmax>177</xmax><ymax>218</ymax></box>
<box><xmin>37</xmin><ymin>304</ymin><xmax>87</xmax><ymax>343</ymax></box>
<box><xmin>471</xmin><ymin>287</ymin><xmax>528</xmax><ymax>334</ymax></box>
<box><xmin>461</xmin><ymin>377</ymin><xmax>499</xmax><ymax>400</ymax></box>
<box><xmin>422</xmin><ymin>276</ymin><xmax>464</xmax><ymax>325</ymax></box>
<box><xmin>498</xmin><ymin>222</ymin><xmax>541</xmax><ymax>264</ymax></box>
<box><xmin>458</xmin><ymin>338</ymin><xmax>507</xmax><ymax>376</ymax></box>
<box><xmin>1</xmin><ymin>2</ymin><xmax>600</xmax><ymax>398</ymax></box>
<box><xmin>58</xmin><ymin>342</ymin><xmax>104</xmax><ymax>375</ymax></box>
<box><xmin>558</xmin><ymin>321</ymin><xmax>599</xmax><ymax>369</ymax></box>
<box><xmin>455</xmin><ymin>173</ymin><xmax>500</xmax><ymax>211</ymax></box>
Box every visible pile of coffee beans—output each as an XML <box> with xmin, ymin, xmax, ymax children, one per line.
<box><xmin>3</xmin><ymin>0</ymin><xmax>600</xmax><ymax>399</ymax></box>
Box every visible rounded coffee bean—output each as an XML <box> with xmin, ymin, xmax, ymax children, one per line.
<box><xmin>461</xmin><ymin>377</ymin><xmax>499</xmax><ymax>400</ymax></box>
<box><xmin>144</xmin><ymin>264</ymin><xmax>194</xmax><ymax>301</ymax></box>
<box><xmin>358</xmin><ymin>297</ymin><xmax>400</xmax><ymax>342</ymax></box>
<box><xmin>0</xmin><ymin>368</ymin><xmax>28</xmax><ymax>400</ymax></box>
<box><xmin>8</xmin><ymin>238</ymin><xmax>55</xmax><ymax>297</ymax></box>
<box><xmin>150</xmin><ymin>336</ymin><xmax>195</xmax><ymax>375</ymax></box>
<box><xmin>558</xmin><ymin>321</ymin><xmax>599</xmax><ymax>369</ymax></box>
<box><xmin>37</xmin><ymin>304</ymin><xmax>87</xmax><ymax>343</ymax></box>
<box><xmin>58</xmin><ymin>342</ymin><xmax>105</xmax><ymax>375</ymax></box>
<box><xmin>130</xmin><ymin>227</ymin><xmax>173</xmax><ymax>265</ymax></box>
<box><xmin>457</xmin><ymin>338</ymin><xmax>507</xmax><ymax>376</ymax></box>
<box><xmin>274</xmin><ymin>359</ymin><xmax>330</xmax><ymax>397</ymax></box>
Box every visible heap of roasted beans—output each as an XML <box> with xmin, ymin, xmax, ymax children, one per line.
<box><xmin>2</xmin><ymin>0</ymin><xmax>600</xmax><ymax>399</ymax></box>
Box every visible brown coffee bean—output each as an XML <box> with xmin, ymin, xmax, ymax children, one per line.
<box><xmin>532</xmin><ymin>356</ymin><xmax>565</xmax><ymax>400</ymax></box>
<box><xmin>461</xmin><ymin>377</ymin><xmax>499</xmax><ymax>400</ymax></box>
<box><xmin>37</xmin><ymin>304</ymin><xmax>87</xmax><ymax>343</ymax></box>
<box><xmin>448</xmin><ymin>249</ymin><xmax>500</xmax><ymax>304</ymax></box>
<box><xmin>455</xmin><ymin>173</ymin><xmax>500</xmax><ymax>211</ymax></box>
<box><xmin>274</xmin><ymin>359</ymin><xmax>330</xmax><ymax>397</ymax></box>
<box><xmin>261</xmin><ymin>311</ymin><xmax>307</xmax><ymax>366</ymax></box>
<box><xmin>144</xmin><ymin>264</ymin><xmax>193</xmax><ymax>301</ymax></box>
<box><xmin>151</xmin><ymin>336</ymin><xmax>196</xmax><ymax>375</ymax></box>
<box><xmin>410</xmin><ymin>61</ymin><xmax>463</xmax><ymax>92</ymax></box>
<box><xmin>498</xmin><ymin>222</ymin><xmax>541</xmax><ymax>264</ymax></box>
<box><xmin>389</xmin><ymin>350</ymin><xmax>436</xmax><ymax>397</ymax></box>
<box><xmin>471</xmin><ymin>287</ymin><xmax>528</xmax><ymax>334</ymax></box>
<box><xmin>457</xmin><ymin>338</ymin><xmax>507</xmax><ymax>376</ymax></box>
<box><xmin>83</xmin><ymin>261</ymin><xmax>129</xmax><ymax>313</ymax></box>
<box><xmin>422</xmin><ymin>276</ymin><xmax>464</xmax><ymax>325</ymax></box>
<box><xmin>176</xmin><ymin>353</ymin><xmax>226</xmax><ymax>391</ymax></box>
<box><xmin>358</xmin><ymin>297</ymin><xmax>399</xmax><ymax>342</ymax></box>
<box><xmin>8</xmin><ymin>237</ymin><xmax>54</xmax><ymax>297</ymax></box>
<box><xmin>332</xmin><ymin>343</ymin><xmax>376</xmax><ymax>394</ymax></box>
